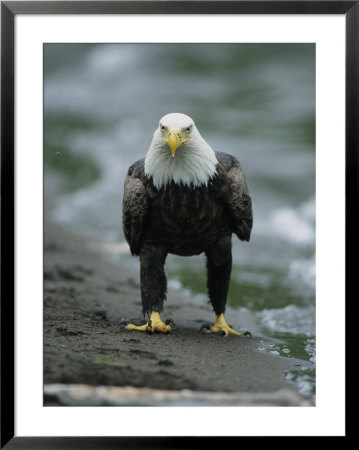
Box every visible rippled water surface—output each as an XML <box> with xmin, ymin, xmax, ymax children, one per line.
<box><xmin>44</xmin><ymin>44</ymin><xmax>316</xmax><ymax>396</ymax></box>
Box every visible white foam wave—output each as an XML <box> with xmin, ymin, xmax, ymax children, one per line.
<box><xmin>289</xmin><ymin>254</ymin><xmax>316</xmax><ymax>289</ymax></box>
<box><xmin>257</xmin><ymin>304</ymin><xmax>315</xmax><ymax>337</ymax></box>
<box><xmin>257</xmin><ymin>197</ymin><xmax>315</xmax><ymax>246</ymax></box>
<box><xmin>305</xmin><ymin>338</ymin><xmax>316</xmax><ymax>363</ymax></box>
<box><xmin>285</xmin><ymin>368</ymin><xmax>315</xmax><ymax>397</ymax></box>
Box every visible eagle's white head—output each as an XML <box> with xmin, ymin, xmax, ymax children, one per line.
<box><xmin>144</xmin><ymin>113</ymin><xmax>218</xmax><ymax>189</ymax></box>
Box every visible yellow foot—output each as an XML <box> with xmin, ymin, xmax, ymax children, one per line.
<box><xmin>124</xmin><ymin>312</ymin><xmax>172</xmax><ymax>334</ymax></box>
<box><xmin>200</xmin><ymin>313</ymin><xmax>251</xmax><ymax>338</ymax></box>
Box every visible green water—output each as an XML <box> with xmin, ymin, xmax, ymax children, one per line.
<box><xmin>44</xmin><ymin>113</ymin><xmax>103</xmax><ymax>192</ymax></box>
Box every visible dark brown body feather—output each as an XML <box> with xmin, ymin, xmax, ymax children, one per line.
<box><xmin>122</xmin><ymin>151</ymin><xmax>252</xmax><ymax>317</ymax></box>
<box><xmin>122</xmin><ymin>151</ymin><xmax>253</xmax><ymax>257</ymax></box>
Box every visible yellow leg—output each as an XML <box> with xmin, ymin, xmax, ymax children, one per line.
<box><xmin>202</xmin><ymin>313</ymin><xmax>250</xmax><ymax>337</ymax></box>
<box><xmin>125</xmin><ymin>311</ymin><xmax>171</xmax><ymax>334</ymax></box>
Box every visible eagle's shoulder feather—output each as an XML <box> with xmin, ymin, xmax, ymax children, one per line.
<box><xmin>215</xmin><ymin>152</ymin><xmax>253</xmax><ymax>242</ymax></box>
<box><xmin>122</xmin><ymin>158</ymin><xmax>149</xmax><ymax>255</ymax></box>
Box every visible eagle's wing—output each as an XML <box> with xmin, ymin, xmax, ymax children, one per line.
<box><xmin>122</xmin><ymin>159</ymin><xmax>149</xmax><ymax>255</ymax></box>
<box><xmin>216</xmin><ymin>152</ymin><xmax>253</xmax><ymax>242</ymax></box>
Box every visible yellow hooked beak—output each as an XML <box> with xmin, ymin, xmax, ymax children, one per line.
<box><xmin>161</xmin><ymin>128</ymin><xmax>190</xmax><ymax>157</ymax></box>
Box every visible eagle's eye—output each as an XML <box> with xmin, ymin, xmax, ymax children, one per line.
<box><xmin>160</xmin><ymin>124</ymin><xmax>165</xmax><ymax>132</ymax></box>
<box><xmin>185</xmin><ymin>126</ymin><xmax>192</xmax><ymax>133</ymax></box>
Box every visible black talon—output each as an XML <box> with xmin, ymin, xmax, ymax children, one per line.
<box><xmin>244</xmin><ymin>331</ymin><xmax>252</xmax><ymax>338</ymax></box>
<box><xmin>145</xmin><ymin>319</ymin><xmax>153</xmax><ymax>334</ymax></box>
<box><xmin>220</xmin><ymin>330</ymin><xmax>227</xmax><ymax>336</ymax></box>
<box><xmin>118</xmin><ymin>319</ymin><xmax>129</xmax><ymax>326</ymax></box>
<box><xmin>200</xmin><ymin>323</ymin><xmax>211</xmax><ymax>333</ymax></box>
<box><xmin>165</xmin><ymin>318</ymin><xmax>175</xmax><ymax>327</ymax></box>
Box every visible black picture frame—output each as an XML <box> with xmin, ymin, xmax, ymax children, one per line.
<box><xmin>1</xmin><ymin>1</ymin><xmax>353</xmax><ymax>447</ymax></box>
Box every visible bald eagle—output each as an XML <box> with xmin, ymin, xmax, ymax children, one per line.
<box><xmin>122</xmin><ymin>113</ymin><xmax>252</xmax><ymax>336</ymax></box>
